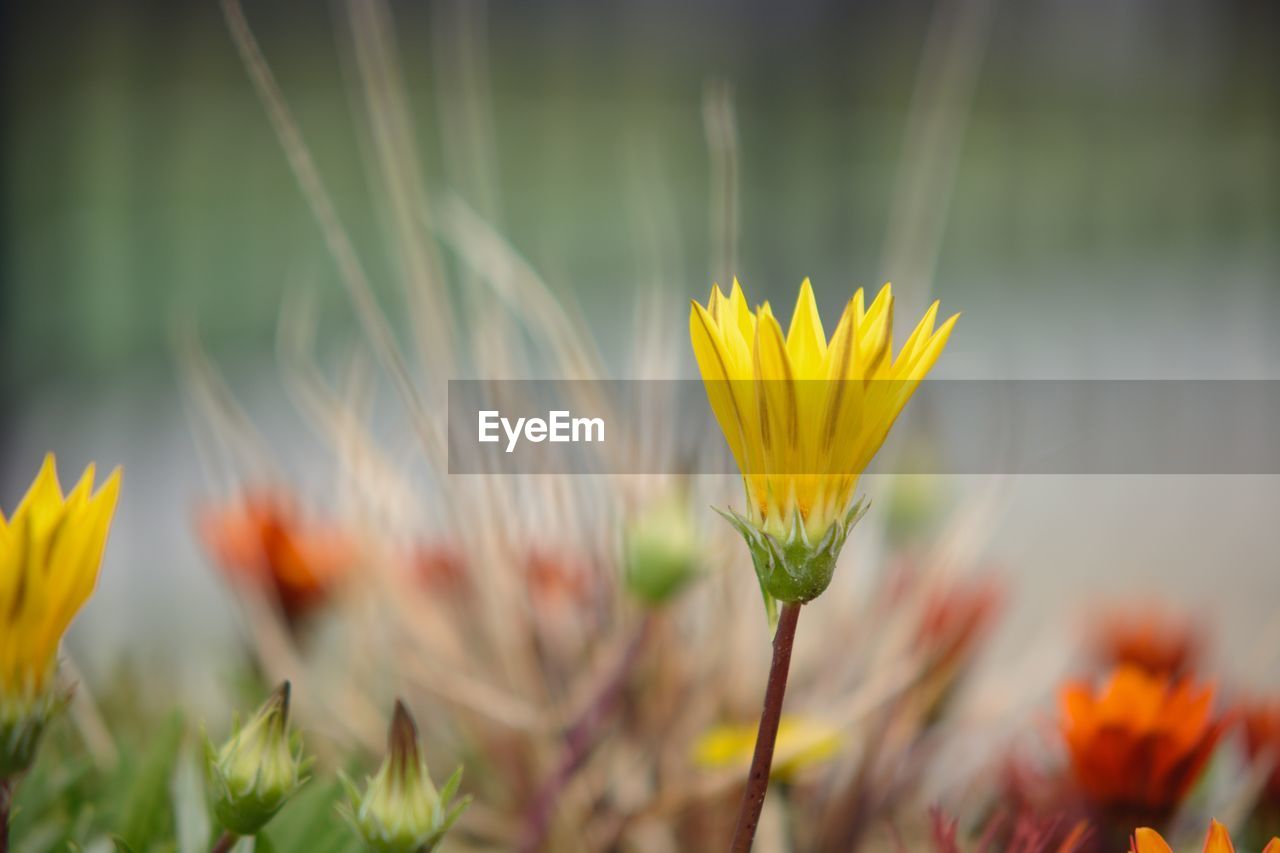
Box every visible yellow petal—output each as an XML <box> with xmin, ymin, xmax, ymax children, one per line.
<box><xmin>12</xmin><ymin>453</ymin><xmax>65</xmax><ymax>526</ymax></box>
<box><xmin>1132</xmin><ymin>828</ymin><xmax>1173</xmax><ymax>853</ymax></box>
<box><xmin>707</xmin><ymin>283</ymin><xmax>728</xmax><ymax>324</ymax></box>
<box><xmin>858</xmin><ymin>283</ymin><xmax>894</xmax><ymax>374</ymax></box>
<box><xmin>811</xmin><ymin>299</ymin><xmax>863</xmax><ymax>485</ymax></box>
<box><xmin>900</xmin><ymin>313</ymin><xmax>959</xmax><ymax>381</ymax></box>
<box><xmin>728</xmin><ymin>278</ymin><xmax>756</xmax><ymax>345</ymax></box>
<box><xmin>851</xmin><ymin>287</ymin><xmax>866</xmax><ymax>328</ymax></box>
<box><xmin>1260</xmin><ymin>838</ymin><xmax>1280</xmax><ymax>853</ymax></box>
<box><xmin>823</xmin><ymin>298</ymin><xmax>859</xmax><ymax>382</ymax></box>
<box><xmin>785</xmin><ymin>278</ymin><xmax>827</xmax><ymax>375</ymax></box>
<box><xmin>691</xmin><ymin>300</ymin><xmax>750</xmax><ymax>474</ymax></box>
<box><xmin>894</xmin><ymin>300</ymin><xmax>940</xmax><ymax>370</ymax></box>
<box><xmin>754</xmin><ymin>306</ymin><xmax>798</xmax><ymax>492</ymax></box>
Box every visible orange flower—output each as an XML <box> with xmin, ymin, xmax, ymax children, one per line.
<box><xmin>1130</xmin><ymin>819</ymin><xmax>1280</xmax><ymax>853</ymax></box>
<box><xmin>1242</xmin><ymin>699</ymin><xmax>1280</xmax><ymax>806</ymax></box>
<box><xmin>1060</xmin><ymin>665</ymin><xmax>1222</xmax><ymax>823</ymax></box>
<box><xmin>1091</xmin><ymin>606</ymin><xmax>1201</xmax><ymax>678</ymax></box>
<box><xmin>197</xmin><ymin>490</ymin><xmax>354</xmax><ymax>622</ymax></box>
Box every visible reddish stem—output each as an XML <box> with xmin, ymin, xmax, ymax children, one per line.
<box><xmin>0</xmin><ymin>778</ymin><xmax>12</xmax><ymax>853</ymax></box>
<box><xmin>517</xmin><ymin>615</ymin><xmax>654</xmax><ymax>853</ymax></box>
<box><xmin>730</xmin><ymin>602</ymin><xmax>802</xmax><ymax>852</ymax></box>
<box><xmin>211</xmin><ymin>829</ymin><xmax>238</xmax><ymax>853</ymax></box>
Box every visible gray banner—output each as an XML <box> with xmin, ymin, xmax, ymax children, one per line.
<box><xmin>447</xmin><ymin>380</ymin><xmax>1280</xmax><ymax>475</ymax></box>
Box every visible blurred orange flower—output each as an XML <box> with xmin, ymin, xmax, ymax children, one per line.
<box><xmin>1060</xmin><ymin>665</ymin><xmax>1222</xmax><ymax>823</ymax></box>
<box><xmin>1091</xmin><ymin>606</ymin><xmax>1201</xmax><ymax>678</ymax></box>
<box><xmin>1130</xmin><ymin>819</ymin><xmax>1280</xmax><ymax>853</ymax></box>
<box><xmin>1242</xmin><ymin>699</ymin><xmax>1280</xmax><ymax>807</ymax></box>
<box><xmin>197</xmin><ymin>490</ymin><xmax>355</xmax><ymax>622</ymax></box>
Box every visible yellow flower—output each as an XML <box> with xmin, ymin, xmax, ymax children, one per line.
<box><xmin>690</xmin><ymin>279</ymin><xmax>956</xmax><ymax>611</ymax></box>
<box><xmin>1131</xmin><ymin>819</ymin><xmax>1280</xmax><ymax>853</ymax></box>
<box><xmin>693</xmin><ymin>715</ymin><xmax>842</xmax><ymax>782</ymax></box>
<box><xmin>0</xmin><ymin>454</ymin><xmax>120</xmax><ymax>774</ymax></box>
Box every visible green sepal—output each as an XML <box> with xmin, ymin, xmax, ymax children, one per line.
<box><xmin>716</xmin><ymin>498</ymin><xmax>869</xmax><ymax>624</ymax></box>
<box><xmin>0</xmin><ymin>688</ymin><xmax>69</xmax><ymax>777</ymax></box>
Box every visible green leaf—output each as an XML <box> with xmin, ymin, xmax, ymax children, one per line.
<box><xmin>437</xmin><ymin>766</ymin><xmax>463</xmax><ymax>806</ymax></box>
<box><xmin>112</xmin><ymin>711</ymin><xmax>185</xmax><ymax>849</ymax></box>
<box><xmin>260</xmin><ymin>778</ymin><xmax>360</xmax><ymax>853</ymax></box>
<box><xmin>170</xmin><ymin>735</ymin><xmax>212</xmax><ymax>853</ymax></box>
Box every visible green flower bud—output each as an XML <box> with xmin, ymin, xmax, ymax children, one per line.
<box><xmin>624</xmin><ymin>491</ymin><xmax>702</xmax><ymax>606</ymax></box>
<box><xmin>342</xmin><ymin>700</ymin><xmax>469</xmax><ymax>853</ymax></box>
<box><xmin>205</xmin><ymin>682</ymin><xmax>309</xmax><ymax>835</ymax></box>
<box><xmin>884</xmin><ymin>473</ymin><xmax>944</xmax><ymax>546</ymax></box>
<box><xmin>717</xmin><ymin>499</ymin><xmax>868</xmax><ymax>624</ymax></box>
<box><xmin>1</xmin><ymin>691</ymin><xmax>64</xmax><ymax>777</ymax></box>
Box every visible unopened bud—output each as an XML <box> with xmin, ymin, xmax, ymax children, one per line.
<box><xmin>205</xmin><ymin>681</ymin><xmax>309</xmax><ymax>834</ymax></box>
<box><xmin>624</xmin><ymin>491</ymin><xmax>702</xmax><ymax>606</ymax></box>
<box><xmin>343</xmin><ymin>700</ymin><xmax>469</xmax><ymax>853</ymax></box>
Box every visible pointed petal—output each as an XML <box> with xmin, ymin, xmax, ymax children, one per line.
<box><xmin>754</xmin><ymin>307</ymin><xmax>799</xmax><ymax>486</ymax></box>
<box><xmin>708</xmin><ymin>283</ymin><xmax>728</xmax><ymax>324</ymax></box>
<box><xmin>894</xmin><ymin>300</ymin><xmax>940</xmax><ymax>369</ymax></box>
<box><xmin>13</xmin><ymin>453</ymin><xmax>65</xmax><ymax>524</ymax></box>
<box><xmin>691</xmin><ymin>300</ymin><xmax>750</xmax><ymax>473</ymax></box>
<box><xmin>1203</xmin><ymin>821</ymin><xmax>1235</xmax><ymax>853</ymax></box>
<box><xmin>899</xmin><ymin>313</ymin><xmax>959</xmax><ymax>381</ymax></box>
<box><xmin>858</xmin><ymin>284</ymin><xmax>894</xmax><ymax>372</ymax></box>
<box><xmin>786</xmin><ymin>278</ymin><xmax>827</xmax><ymax>374</ymax></box>
<box><xmin>728</xmin><ymin>278</ymin><xmax>757</xmax><ymax>345</ymax></box>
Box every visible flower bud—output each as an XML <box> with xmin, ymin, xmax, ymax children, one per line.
<box><xmin>623</xmin><ymin>491</ymin><xmax>702</xmax><ymax>606</ymax></box>
<box><xmin>343</xmin><ymin>700</ymin><xmax>469</xmax><ymax>853</ymax></box>
<box><xmin>883</xmin><ymin>473</ymin><xmax>944</xmax><ymax>546</ymax></box>
<box><xmin>205</xmin><ymin>682</ymin><xmax>309</xmax><ymax>835</ymax></box>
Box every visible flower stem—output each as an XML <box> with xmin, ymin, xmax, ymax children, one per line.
<box><xmin>211</xmin><ymin>829</ymin><xmax>238</xmax><ymax>853</ymax></box>
<box><xmin>730</xmin><ymin>601</ymin><xmax>802</xmax><ymax>852</ymax></box>
<box><xmin>0</xmin><ymin>777</ymin><xmax>12</xmax><ymax>853</ymax></box>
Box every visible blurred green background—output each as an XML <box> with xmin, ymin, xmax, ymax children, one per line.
<box><xmin>5</xmin><ymin>0</ymin><xmax>1278</xmax><ymax>394</ymax></box>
